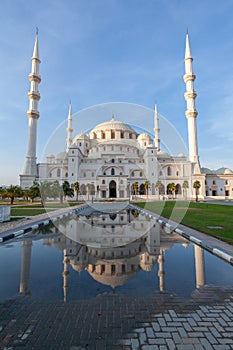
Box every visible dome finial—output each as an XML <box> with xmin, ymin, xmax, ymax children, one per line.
<box><xmin>112</xmin><ymin>113</ymin><xmax>115</xmax><ymax>121</ymax></box>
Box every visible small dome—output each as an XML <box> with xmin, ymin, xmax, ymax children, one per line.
<box><xmin>224</xmin><ymin>168</ymin><xmax>233</xmax><ymax>174</ymax></box>
<box><xmin>137</xmin><ymin>133</ymin><xmax>151</xmax><ymax>140</ymax></box>
<box><xmin>74</xmin><ymin>133</ymin><xmax>89</xmax><ymax>140</ymax></box>
<box><xmin>177</xmin><ymin>153</ymin><xmax>185</xmax><ymax>157</ymax></box>
<box><xmin>157</xmin><ymin>150</ymin><xmax>170</xmax><ymax>158</ymax></box>
<box><xmin>56</xmin><ymin>151</ymin><xmax>67</xmax><ymax>159</ymax></box>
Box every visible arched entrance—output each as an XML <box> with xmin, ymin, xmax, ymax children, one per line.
<box><xmin>109</xmin><ymin>180</ymin><xmax>117</xmax><ymax>198</ymax></box>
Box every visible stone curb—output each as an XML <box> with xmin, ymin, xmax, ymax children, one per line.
<box><xmin>130</xmin><ymin>204</ymin><xmax>233</xmax><ymax>266</ymax></box>
<box><xmin>0</xmin><ymin>204</ymin><xmax>88</xmax><ymax>243</ymax></box>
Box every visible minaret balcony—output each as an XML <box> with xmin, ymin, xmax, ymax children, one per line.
<box><xmin>185</xmin><ymin>110</ymin><xmax>198</xmax><ymax>118</ymax></box>
<box><xmin>28</xmin><ymin>91</ymin><xmax>41</xmax><ymax>100</ymax></box>
<box><xmin>29</xmin><ymin>73</ymin><xmax>41</xmax><ymax>83</ymax></box>
<box><xmin>183</xmin><ymin>73</ymin><xmax>196</xmax><ymax>83</ymax></box>
<box><xmin>27</xmin><ymin>110</ymin><xmax>40</xmax><ymax>119</ymax></box>
<box><xmin>184</xmin><ymin>91</ymin><xmax>197</xmax><ymax>100</ymax></box>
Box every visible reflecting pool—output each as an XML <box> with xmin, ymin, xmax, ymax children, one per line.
<box><xmin>0</xmin><ymin>209</ymin><xmax>232</xmax><ymax>303</ymax></box>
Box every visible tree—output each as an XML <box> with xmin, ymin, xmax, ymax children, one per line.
<box><xmin>73</xmin><ymin>181</ymin><xmax>80</xmax><ymax>200</ymax></box>
<box><xmin>155</xmin><ymin>180</ymin><xmax>162</xmax><ymax>200</ymax></box>
<box><xmin>51</xmin><ymin>181</ymin><xmax>63</xmax><ymax>203</ymax></box>
<box><xmin>133</xmin><ymin>182</ymin><xmax>138</xmax><ymax>196</ymax></box>
<box><xmin>62</xmin><ymin>181</ymin><xmax>74</xmax><ymax>201</ymax></box>
<box><xmin>144</xmin><ymin>180</ymin><xmax>150</xmax><ymax>200</ymax></box>
<box><xmin>168</xmin><ymin>182</ymin><xmax>176</xmax><ymax>200</ymax></box>
<box><xmin>5</xmin><ymin>185</ymin><xmax>23</xmax><ymax>205</ymax></box>
<box><xmin>193</xmin><ymin>180</ymin><xmax>201</xmax><ymax>202</ymax></box>
<box><xmin>28</xmin><ymin>184</ymin><xmax>40</xmax><ymax>203</ymax></box>
<box><xmin>182</xmin><ymin>180</ymin><xmax>189</xmax><ymax>200</ymax></box>
<box><xmin>39</xmin><ymin>181</ymin><xmax>52</xmax><ymax>205</ymax></box>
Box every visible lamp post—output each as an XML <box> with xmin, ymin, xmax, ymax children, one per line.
<box><xmin>127</xmin><ymin>181</ymin><xmax>130</xmax><ymax>203</ymax></box>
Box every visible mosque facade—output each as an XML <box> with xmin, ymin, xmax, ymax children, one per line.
<box><xmin>19</xmin><ymin>33</ymin><xmax>233</xmax><ymax>200</ymax></box>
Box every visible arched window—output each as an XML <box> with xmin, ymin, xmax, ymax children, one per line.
<box><xmin>102</xmin><ymin>180</ymin><xmax>105</xmax><ymax>184</ymax></box>
<box><xmin>176</xmin><ymin>171</ymin><xmax>179</xmax><ymax>176</ymax></box>
<box><xmin>213</xmin><ymin>180</ymin><xmax>216</xmax><ymax>185</ymax></box>
<box><xmin>57</xmin><ymin>169</ymin><xmax>61</xmax><ymax>177</ymax></box>
<box><xmin>167</xmin><ymin>166</ymin><xmax>171</xmax><ymax>176</ymax></box>
<box><xmin>111</xmin><ymin>159</ymin><xmax>115</xmax><ymax>163</ymax></box>
<box><xmin>111</xmin><ymin>168</ymin><xmax>115</xmax><ymax>175</ymax></box>
<box><xmin>65</xmin><ymin>172</ymin><xmax>68</xmax><ymax>178</ymax></box>
<box><xmin>111</xmin><ymin>131</ymin><xmax>115</xmax><ymax>139</ymax></box>
<box><xmin>120</xmin><ymin>132</ymin><xmax>124</xmax><ymax>139</ymax></box>
<box><xmin>226</xmin><ymin>180</ymin><xmax>229</xmax><ymax>185</ymax></box>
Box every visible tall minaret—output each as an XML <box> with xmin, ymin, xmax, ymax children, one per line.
<box><xmin>154</xmin><ymin>104</ymin><xmax>160</xmax><ymax>151</ymax></box>
<box><xmin>23</xmin><ymin>31</ymin><xmax>41</xmax><ymax>177</ymax></box>
<box><xmin>184</xmin><ymin>31</ymin><xmax>200</xmax><ymax>171</ymax></box>
<box><xmin>66</xmin><ymin>102</ymin><xmax>73</xmax><ymax>151</ymax></box>
<box><xmin>19</xmin><ymin>240</ymin><xmax>32</xmax><ymax>295</ymax></box>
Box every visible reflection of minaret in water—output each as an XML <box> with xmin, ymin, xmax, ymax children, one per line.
<box><xmin>194</xmin><ymin>245</ymin><xmax>206</xmax><ymax>288</ymax></box>
<box><xmin>19</xmin><ymin>241</ymin><xmax>32</xmax><ymax>295</ymax></box>
<box><xmin>63</xmin><ymin>249</ymin><xmax>70</xmax><ymax>302</ymax></box>
<box><xmin>158</xmin><ymin>249</ymin><xmax>165</xmax><ymax>292</ymax></box>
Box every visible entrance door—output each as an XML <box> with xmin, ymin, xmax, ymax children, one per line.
<box><xmin>109</xmin><ymin>180</ymin><xmax>117</xmax><ymax>198</ymax></box>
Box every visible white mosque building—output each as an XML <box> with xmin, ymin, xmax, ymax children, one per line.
<box><xmin>19</xmin><ymin>33</ymin><xmax>233</xmax><ymax>200</ymax></box>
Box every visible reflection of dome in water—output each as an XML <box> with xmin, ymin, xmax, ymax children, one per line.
<box><xmin>70</xmin><ymin>261</ymin><xmax>87</xmax><ymax>272</ymax></box>
<box><xmin>88</xmin><ymin>270</ymin><xmax>137</xmax><ymax>288</ymax></box>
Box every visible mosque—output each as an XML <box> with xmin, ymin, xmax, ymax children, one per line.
<box><xmin>19</xmin><ymin>33</ymin><xmax>233</xmax><ymax>200</ymax></box>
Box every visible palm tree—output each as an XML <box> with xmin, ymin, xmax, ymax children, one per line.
<box><xmin>193</xmin><ymin>180</ymin><xmax>201</xmax><ymax>202</ymax></box>
<box><xmin>27</xmin><ymin>184</ymin><xmax>40</xmax><ymax>203</ymax></box>
<box><xmin>73</xmin><ymin>181</ymin><xmax>80</xmax><ymax>200</ymax></box>
<box><xmin>133</xmin><ymin>182</ymin><xmax>138</xmax><ymax>196</ymax></box>
<box><xmin>144</xmin><ymin>180</ymin><xmax>150</xmax><ymax>200</ymax></box>
<box><xmin>5</xmin><ymin>185</ymin><xmax>23</xmax><ymax>204</ymax></box>
<box><xmin>155</xmin><ymin>180</ymin><xmax>162</xmax><ymax>200</ymax></box>
<box><xmin>62</xmin><ymin>181</ymin><xmax>74</xmax><ymax>201</ymax></box>
<box><xmin>182</xmin><ymin>180</ymin><xmax>189</xmax><ymax>200</ymax></box>
<box><xmin>168</xmin><ymin>182</ymin><xmax>176</xmax><ymax>200</ymax></box>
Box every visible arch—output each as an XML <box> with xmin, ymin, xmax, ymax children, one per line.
<box><xmin>80</xmin><ymin>184</ymin><xmax>87</xmax><ymax>195</ymax></box>
<box><xmin>152</xmin><ymin>183</ymin><xmax>155</xmax><ymax>195</ymax></box>
<box><xmin>109</xmin><ymin>180</ymin><xmax>117</xmax><ymax>198</ymax></box>
<box><xmin>160</xmin><ymin>184</ymin><xmax>165</xmax><ymax>195</ymax></box>
<box><xmin>176</xmin><ymin>184</ymin><xmax>182</xmax><ymax>194</ymax></box>
<box><xmin>139</xmin><ymin>184</ymin><xmax>145</xmax><ymax>195</ymax></box>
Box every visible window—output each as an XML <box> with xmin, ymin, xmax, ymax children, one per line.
<box><xmin>111</xmin><ymin>168</ymin><xmax>115</xmax><ymax>175</ymax></box>
<box><xmin>111</xmin><ymin>131</ymin><xmax>115</xmax><ymax>139</ymax></box>
<box><xmin>79</xmin><ymin>142</ymin><xmax>81</xmax><ymax>146</ymax></box>
<box><xmin>92</xmin><ymin>172</ymin><xmax>94</xmax><ymax>177</ymax></box>
<box><xmin>129</xmin><ymin>134</ymin><xmax>132</xmax><ymax>139</ymax></box>
<box><xmin>213</xmin><ymin>180</ymin><xmax>216</xmax><ymax>185</ymax></box>
<box><xmin>65</xmin><ymin>172</ymin><xmax>68</xmax><ymax>177</ymax></box>
<box><xmin>226</xmin><ymin>180</ymin><xmax>229</xmax><ymax>185</ymax></box>
<box><xmin>140</xmin><ymin>172</ymin><xmax>143</xmax><ymax>177</ymax></box>
<box><xmin>49</xmin><ymin>172</ymin><xmax>52</xmax><ymax>178</ymax></box>
<box><xmin>102</xmin><ymin>132</ymin><xmax>105</xmax><ymax>139</ymax></box>
<box><xmin>167</xmin><ymin>166</ymin><xmax>171</xmax><ymax>176</ymax></box>
<box><xmin>120</xmin><ymin>132</ymin><xmax>124</xmax><ymax>139</ymax></box>
<box><xmin>176</xmin><ymin>171</ymin><xmax>179</xmax><ymax>176</ymax></box>
<box><xmin>111</xmin><ymin>159</ymin><xmax>115</xmax><ymax>163</ymax></box>
<box><xmin>84</xmin><ymin>172</ymin><xmax>86</xmax><ymax>177</ymax></box>
<box><xmin>72</xmin><ymin>151</ymin><xmax>74</xmax><ymax>154</ymax></box>
<box><xmin>72</xmin><ymin>158</ymin><xmax>74</xmax><ymax>162</ymax></box>
<box><xmin>102</xmin><ymin>180</ymin><xmax>105</xmax><ymax>184</ymax></box>
<box><xmin>57</xmin><ymin>169</ymin><xmax>61</xmax><ymax>177</ymax></box>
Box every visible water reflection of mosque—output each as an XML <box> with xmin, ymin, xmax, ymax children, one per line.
<box><xmin>19</xmin><ymin>210</ymin><xmax>206</xmax><ymax>302</ymax></box>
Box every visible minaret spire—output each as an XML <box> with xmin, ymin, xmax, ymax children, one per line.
<box><xmin>154</xmin><ymin>104</ymin><xmax>160</xmax><ymax>151</ymax></box>
<box><xmin>66</xmin><ymin>102</ymin><xmax>73</xmax><ymax>151</ymax></box>
<box><xmin>22</xmin><ymin>31</ymin><xmax>41</xmax><ymax>181</ymax></box>
<box><xmin>183</xmin><ymin>32</ymin><xmax>200</xmax><ymax>172</ymax></box>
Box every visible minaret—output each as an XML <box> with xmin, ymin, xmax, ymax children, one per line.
<box><xmin>62</xmin><ymin>249</ymin><xmax>70</xmax><ymax>302</ymax></box>
<box><xmin>184</xmin><ymin>31</ymin><xmax>200</xmax><ymax>171</ymax></box>
<box><xmin>23</xmin><ymin>31</ymin><xmax>41</xmax><ymax>177</ymax></box>
<box><xmin>158</xmin><ymin>249</ymin><xmax>164</xmax><ymax>292</ymax></box>
<box><xmin>19</xmin><ymin>240</ymin><xmax>32</xmax><ymax>295</ymax></box>
<box><xmin>154</xmin><ymin>104</ymin><xmax>160</xmax><ymax>151</ymax></box>
<box><xmin>194</xmin><ymin>245</ymin><xmax>206</xmax><ymax>288</ymax></box>
<box><xmin>66</xmin><ymin>102</ymin><xmax>73</xmax><ymax>151</ymax></box>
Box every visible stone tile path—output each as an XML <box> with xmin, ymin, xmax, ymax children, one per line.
<box><xmin>0</xmin><ymin>287</ymin><xmax>232</xmax><ymax>349</ymax></box>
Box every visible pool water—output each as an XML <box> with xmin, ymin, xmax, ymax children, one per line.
<box><xmin>0</xmin><ymin>210</ymin><xmax>232</xmax><ymax>303</ymax></box>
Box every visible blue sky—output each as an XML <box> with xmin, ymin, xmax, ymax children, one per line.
<box><xmin>1</xmin><ymin>0</ymin><xmax>233</xmax><ymax>185</ymax></box>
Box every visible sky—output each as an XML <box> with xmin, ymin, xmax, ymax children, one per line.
<box><xmin>0</xmin><ymin>0</ymin><xmax>233</xmax><ymax>185</ymax></box>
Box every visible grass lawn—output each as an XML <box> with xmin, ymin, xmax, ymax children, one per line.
<box><xmin>135</xmin><ymin>201</ymin><xmax>233</xmax><ymax>245</ymax></box>
<box><xmin>10</xmin><ymin>202</ymin><xmax>81</xmax><ymax>216</ymax></box>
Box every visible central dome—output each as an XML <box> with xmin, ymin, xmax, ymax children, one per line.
<box><xmin>88</xmin><ymin>116</ymin><xmax>138</xmax><ymax>141</ymax></box>
<box><xmin>90</xmin><ymin>117</ymin><xmax>135</xmax><ymax>133</ymax></box>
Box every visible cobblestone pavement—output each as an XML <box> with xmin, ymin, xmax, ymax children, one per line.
<box><xmin>0</xmin><ymin>287</ymin><xmax>232</xmax><ymax>350</ymax></box>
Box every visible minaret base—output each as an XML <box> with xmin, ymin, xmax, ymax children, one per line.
<box><xmin>20</xmin><ymin>174</ymin><xmax>37</xmax><ymax>189</ymax></box>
